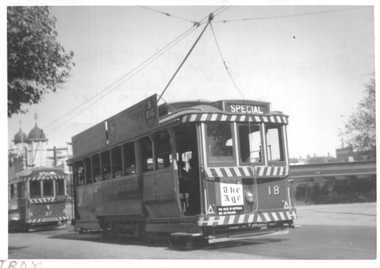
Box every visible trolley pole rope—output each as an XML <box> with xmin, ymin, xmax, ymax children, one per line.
<box><xmin>158</xmin><ymin>13</ymin><xmax>214</xmax><ymax>102</ymax></box>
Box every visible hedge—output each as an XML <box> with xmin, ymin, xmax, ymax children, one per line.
<box><xmin>291</xmin><ymin>177</ymin><xmax>376</xmax><ymax>205</ymax></box>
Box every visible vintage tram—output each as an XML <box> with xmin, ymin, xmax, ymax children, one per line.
<box><xmin>8</xmin><ymin>166</ymin><xmax>69</xmax><ymax>232</ymax></box>
<box><xmin>68</xmin><ymin>94</ymin><xmax>297</xmax><ymax>243</ymax></box>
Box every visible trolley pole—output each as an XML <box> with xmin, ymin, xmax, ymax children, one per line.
<box><xmin>158</xmin><ymin>13</ymin><xmax>214</xmax><ymax>102</ymax></box>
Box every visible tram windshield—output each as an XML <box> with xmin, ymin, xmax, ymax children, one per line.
<box><xmin>205</xmin><ymin>122</ymin><xmax>286</xmax><ymax>166</ymax></box>
<box><xmin>238</xmin><ymin>124</ymin><xmax>262</xmax><ymax>164</ymax></box>
<box><xmin>265</xmin><ymin>124</ymin><xmax>285</xmax><ymax>162</ymax></box>
<box><xmin>29</xmin><ymin>180</ymin><xmax>65</xmax><ymax>198</ymax></box>
<box><xmin>206</xmin><ymin>123</ymin><xmax>234</xmax><ymax>166</ymax></box>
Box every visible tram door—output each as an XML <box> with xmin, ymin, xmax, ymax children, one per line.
<box><xmin>174</xmin><ymin>123</ymin><xmax>201</xmax><ymax>216</ymax></box>
<box><xmin>140</xmin><ymin>131</ymin><xmax>181</xmax><ymax>218</ymax></box>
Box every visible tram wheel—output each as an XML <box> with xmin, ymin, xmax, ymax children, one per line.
<box><xmin>185</xmin><ymin>238</ymin><xmax>196</xmax><ymax>250</ymax></box>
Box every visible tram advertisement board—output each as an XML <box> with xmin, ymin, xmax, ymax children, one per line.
<box><xmin>107</xmin><ymin>94</ymin><xmax>158</xmax><ymax>145</ymax></box>
<box><xmin>72</xmin><ymin>94</ymin><xmax>158</xmax><ymax>157</ymax></box>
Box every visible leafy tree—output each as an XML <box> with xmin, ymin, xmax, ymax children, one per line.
<box><xmin>341</xmin><ymin>75</ymin><xmax>376</xmax><ymax>161</ymax></box>
<box><xmin>7</xmin><ymin>6</ymin><xmax>75</xmax><ymax>117</ymax></box>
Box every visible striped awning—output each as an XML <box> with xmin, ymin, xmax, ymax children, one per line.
<box><xmin>181</xmin><ymin>113</ymin><xmax>288</xmax><ymax>124</ymax></box>
<box><xmin>15</xmin><ymin>167</ymin><xmax>68</xmax><ymax>182</ymax></box>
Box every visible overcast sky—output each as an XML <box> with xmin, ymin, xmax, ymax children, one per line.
<box><xmin>6</xmin><ymin>1</ymin><xmax>377</xmax><ymax>159</ymax></box>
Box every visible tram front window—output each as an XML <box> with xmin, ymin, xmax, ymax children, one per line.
<box><xmin>206</xmin><ymin>123</ymin><xmax>234</xmax><ymax>166</ymax></box>
<box><xmin>56</xmin><ymin>180</ymin><xmax>65</xmax><ymax>196</ymax></box>
<box><xmin>265</xmin><ymin>124</ymin><xmax>285</xmax><ymax>162</ymax></box>
<box><xmin>43</xmin><ymin>181</ymin><xmax>54</xmax><ymax>197</ymax></box>
<box><xmin>30</xmin><ymin>181</ymin><xmax>41</xmax><ymax>198</ymax></box>
<box><xmin>238</xmin><ymin>124</ymin><xmax>262</xmax><ymax>164</ymax></box>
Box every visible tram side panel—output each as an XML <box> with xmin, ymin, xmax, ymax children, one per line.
<box><xmin>142</xmin><ymin>168</ymin><xmax>181</xmax><ymax>218</ymax></box>
<box><xmin>94</xmin><ymin>176</ymin><xmax>142</xmax><ymax>216</ymax></box>
<box><xmin>77</xmin><ymin>185</ymin><xmax>97</xmax><ymax>220</ymax></box>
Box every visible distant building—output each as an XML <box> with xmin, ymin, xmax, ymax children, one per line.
<box><xmin>336</xmin><ymin>146</ymin><xmax>356</xmax><ymax>162</ymax></box>
<box><xmin>8</xmin><ymin>119</ymin><xmax>72</xmax><ymax>178</ymax></box>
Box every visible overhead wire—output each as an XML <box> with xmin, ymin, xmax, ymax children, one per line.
<box><xmin>138</xmin><ymin>6</ymin><xmax>198</xmax><ymax>25</ymax></box>
<box><xmin>47</xmin><ymin>6</ymin><xmax>229</xmax><ymax>136</ymax></box>
<box><xmin>43</xmin><ymin>7</ymin><xmax>225</xmax><ymax>133</ymax></box>
<box><xmin>46</xmin><ymin>26</ymin><xmax>200</xmax><ymax>135</ymax></box>
<box><xmin>44</xmin><ymin>25</ymin><xmax>200</xmax><ymax>135</ymax></box>
<box><xmin>157</xmin><ymin>6</ymin><xmax>231</xmax><ymax>102</ymax></box>
<box><xmin>158</xmin><ymin>13</ymin><xmax>215</xmax><ymax>102</ymax></box>
<box><xmin>214</xmin><ymin>6</ymin><xmax>371</xmax><ymax>23</ymax></box>
<box><xmin>210</xmin><ymin>22</ymin><xmax>246</xmax><ymax>101</ymax></box>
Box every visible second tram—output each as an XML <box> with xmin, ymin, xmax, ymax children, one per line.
<box><xmin>68</xmin><ymin>95</ymin><xmax>297</xmax><ymax>243</ymax></box>
<box><xmin>8</xmin><ymin>166</ymin><xmax>69</xmax><ymax>232</ymax></box>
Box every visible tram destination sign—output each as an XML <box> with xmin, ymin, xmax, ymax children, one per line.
<box><xmin>72</xmin><ymin>94</ymin><xmax>159</xmax><ymax>157</ymax></box>
<box><xmin>223</xmin><ymin>100</ymin><xmax>270</xmax><ymax>114</ymax></box>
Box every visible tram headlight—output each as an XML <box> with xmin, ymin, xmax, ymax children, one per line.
<box><xmin>244</xmin><ymin>189</ymin><xmax>255</xmax><ymax>204</ymax></box>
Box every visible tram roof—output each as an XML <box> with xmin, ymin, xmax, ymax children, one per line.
<box><xmin>158</xmin><ymin>99</ymin><xmax>273</xmax><ymax>116</ymax></box>
<box><xmin>68</xmin><ymin>97</ymin><xmax>288</xmax><ymax>162</ymax></box>
<box><xmin>10</xmin><ymin>166</ymin><xmax>68</xmax><ymax>184</ymax></box>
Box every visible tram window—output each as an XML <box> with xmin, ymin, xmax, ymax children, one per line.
<box><xmin>43</xmin><ymin>181</ymin><xmax>54</xmax><ymax>197</ymax></box>
<box><xmin>92</xmin><ymin>154</ymin><xmax>102</xmax><ymax>182</ymax></box>
<box><xmin>101</xmin><ymin>151</ymin><xmax>112</xmax><ymax>180</ymax></box>
<box><xmin>238</xmin><ymin>124</ymin><xmax>262</xmax><ymax>163</ymax></box>
<box><xmin>74</xmin><ymin>161</ymin><xmax>85</xmax><ymax>186</ymax></box>
<box><xmin>123</xmin><ymin>142</ymin><xmax>136</xmax><ymax>175</ymax></box>
<box><xmin>154</xmin><ymin>131</ymin><xmax>171</xmax><ymax>169</ymax></box>
<box><xmin>19</xmin><ymin>183</ymin><xmax>25</xmax><ymax>198</ymax></box>
<box><xmin>30</xmin><ymin>181</ymin><xmax>41</xmax><ymax>198</ymax></box>
<box><xmin>56</xmin><ymin>180</ymin><xmax>65</xmax><ymax>196</ymax></box>
<box><xmin>10</xmin><ymin>184</ymin><xmax>16</xmax><ymax>199</ymax></box>
<box><xmin>265</xmin><ymin>125</ymin><xmax>285</xmax><ymax>162</ymax></box>
<box><xmin>141</xmin><ymin>137</ymin><xmax>153</xmax><ymax>171</ymax></box>
<box><xmin>206</xmin><ymin>123</ymin><xmax>234</xmax><ymax>165</ymax></box>
<box><xmin>84</xmin><ymin>157</ymin><xmax>92</xmax><ymax>184</ymax></box>
<box><xmin>111</xmin><ymin>146</ymin><xmax>123</xmax><ymax>178</ymax></box>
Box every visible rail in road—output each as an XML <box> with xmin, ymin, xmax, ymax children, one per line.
<box><xmin>7</xmin><ymin>203</ymin><xmax>377</xmax><ymax>260</ymax></box>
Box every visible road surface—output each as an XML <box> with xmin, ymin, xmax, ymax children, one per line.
<box><xmin>7</xmin><ymin>203</ymin><xmax>377</xmax><ymax>261</ymax></box>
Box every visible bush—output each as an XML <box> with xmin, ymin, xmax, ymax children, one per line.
<box><xmin>293</xmin><ymin>177</ymin><xmax>376</xmax><ymax>205</ymax></box>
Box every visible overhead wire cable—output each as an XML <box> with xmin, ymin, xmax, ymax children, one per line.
<box><xmin>45</xmin><ymin>6</ymin><xmax>229</xmax><ymax>134</ymax></box>
<box><xmin>214</xmin><ymin>6</ymin><xmax>371</xmax><ymax>23</ymax></box>
<box><xmin>46</xmin><ymin>26</ymin><xmax>200</xmax><ymax>135</ymax></box>
<box><xmin>210</xmin><ymin>19</ymin><xmax>262</xmax><ymax>168</ymax></box>
<box><xmin>158</xmin><ymin>13</ymin><xmax>215</xmax><ymax>102</ymax></box>
<box><xmin>43</xmin><ymin>25</ymin><xmax>199</xmax><ymax>134</ymax></box>
<box><xmin>139</xmin><ymin>6</ymin><xmax>198</xmax><ymax>24</ymax></box>
<box><xmin>213</xmin><ymin>5</ymin><xmax>232</xmax><ymax>17</ymax></box>
<box><xmin>210</xmin><ymin>22</ymin><xmax>246</xmax><ymax>101</ymax></box>
<box><xmin>157</xmin><ymin>6</ymin><xmax>229</xmax><ymax>102</ymax></box>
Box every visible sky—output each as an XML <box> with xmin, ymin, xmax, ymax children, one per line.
<box><xmin>5</xmin><ymin>1</ymin><xmax>377</xmax><ymax>160</ymax></box>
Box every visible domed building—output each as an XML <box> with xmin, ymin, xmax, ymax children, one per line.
<box><xmin>26</xmin><ymin>123</ymin><xmax>49</xmax><ymax>167</ymax></box>
<box><xmin>13</xmin><ymin>128</ymin><xmax>28</xmax><ymax>145</ymax></box>
<box><xmin>10</xmin><ymin>121</ymin><xmax>49</xmax><ymax>168</ymax></box>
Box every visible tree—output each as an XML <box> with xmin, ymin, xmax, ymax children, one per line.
<box><xmin>341</xmin><ymin>74</ymin><xmax>376</xmax><ymax>161</ymax></box>
<box><xmin>7</xmin><ymin>6</ymin><xmax>75</xmax><ymax>118</ymax></box>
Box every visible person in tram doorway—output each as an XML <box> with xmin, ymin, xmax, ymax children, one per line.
<box><xmin>187</xmin><ymin>158</ymin><xmax>200</xmax><ymax>215</ymax></box>
<box><xmin>178</xmin><ymin>160</ymin><xmax>190</xmax><ymax>193</ymax></box>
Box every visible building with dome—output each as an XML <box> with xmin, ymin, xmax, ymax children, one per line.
<box><xmin>11</xmin><ymin>123</ymin><xmax>48</xmax><ymax>168</ymax></box>
<box><xmin>9</xmin><ymin>119</ymin><xmax>72</xmax><ymax>173</ymax></box>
